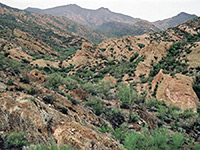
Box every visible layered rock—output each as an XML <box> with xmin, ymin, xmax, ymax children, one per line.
<box><xmin>151</xmin><ymin>70</ymin><xmax>200</xmax><ymax>111</ymax></box>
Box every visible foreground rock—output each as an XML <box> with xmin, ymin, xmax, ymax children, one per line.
<box><xmin>0</xmin><ymin>95</ymin><xmax>121</xmax><ymax>150</ymax></box>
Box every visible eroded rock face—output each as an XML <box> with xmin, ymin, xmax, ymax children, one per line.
<box><xmin>29</xmin><ymin>69</ymin><xmax>46</xmax><ymax>83</ymax></box>
<box><xmin>30</xmin><ymin>59</ymin><xmax>59</xmax><ymax>68</ymax></box>
<box><xmin>151</xmin><ymin>70</ymin><xmax>200</xmax><ymax>111</ymax></box>
<box><xmin>0</xmin><ymin>93</ymin><xmax>120</xmax><ymax>149</ymax></box>
<box><xmin>53</xmin><ymin>122</ymin><xmax>120</xmax><ymax>150</ymax></box>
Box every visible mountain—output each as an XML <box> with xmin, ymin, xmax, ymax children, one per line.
<box><xmin>26</xmin><ymin>5</ymin><xmax>198</xmax><ymax>39</ymax></box>
<box><xmin>0</xmin><ymin>3</ymin><xmax>108</xmax><ymax>43</ymax></box>
<box><xmin>153</xmin><ymin>12</ymin><xmax>197</xmax><ymax>30</ymax></box>
<box><xmin>0</xmin><ymin>3</ymin><xmax>200</xmax><ymax>150</ymax></box>
<box><xmin>26</xmin><ymin>5</ymin><xmax>160</xmax><ymax>38</ymax></box>
<box><xmin>97</xmin><ymin>20</ymin><xmax>160</xmax><ymax>37</ymax></box>
<box><xmin>26</xmin><ymin>4</ymin><xmax>142</xmax><ymax>27</ymax></box>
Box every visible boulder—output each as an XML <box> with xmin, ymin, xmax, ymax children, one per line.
<box><xmin>151</xmin><ymin>70</ymin><xmax>200</xmax><ymax>111</ymax></box>
<box><xmin>29</xmin><ymin>69</ymin><xmax>46</xmax><ymax>83</ymax></box>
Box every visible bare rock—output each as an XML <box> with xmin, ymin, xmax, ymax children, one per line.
<box><xmin>0</xmin><ymin>82</ymin><xmax>7</xmax><ymax>92</ymax></box>
<box><xmin>29</xmin><ymin>69</ymin><xmax>46</xmax><ymax>83</ymax></box>
<box><xmin>152</xmin><ymin>70</ymin><xmax>200</xmax><ymax>111</ymax></box>
<box><xmin>69</xmin><ymin>88</ymin><xmax>88</xmax><ymax>102</ymax></box>
<box><xmin>0</xmin><ymin>96</ymin><xmax>120</xmax><ymax>149</ymax></box>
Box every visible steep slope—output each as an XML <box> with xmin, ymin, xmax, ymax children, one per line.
<box><xmin>26</xmin><ymin>4</ymin><xmax>142</xmax><ymax>27</ymax></box>
<box><xmin>0</xmin><ymin>3</ymin><xmax>121</xmax><ymax>149</ymax></box>
<box><xmin>153</xmin><ymin>12</ymin><xmax>197</xmax><ymax>30</ymax></box>
<box><xmin>1</xmin><ymin>3</ymin><xmax>107</xmax><ymax>43</ymax></box>
<box><xmin>67</xmin><ymin>17</ymin><xmax>200</xmax><ymax>111</ymax></box>
<box><xmin>97</xmin><ymin>20</ymin><xmax>159</xmax><ymax>37</ymax></box>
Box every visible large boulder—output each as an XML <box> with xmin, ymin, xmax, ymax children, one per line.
<box><xmin>151</xmin><ymin>70</ymin><xmax>200</xmax><ymax>111</ymax></box>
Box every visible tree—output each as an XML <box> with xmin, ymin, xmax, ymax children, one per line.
<box><xmin>128</xmin><ymin>85</ymin><xmax>138</xmax><ymax>121</ymax></box>
<box><xmin>118</xmin><ymin>83</ymin><xmax>139</xmax><ymax>120</ymax></box>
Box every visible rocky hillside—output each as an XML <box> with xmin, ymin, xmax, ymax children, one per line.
<box><xmin>1</xmin><ymin>3</ymin><xmax>108</xmax><ymax>43</ymax></box>
<box><xmin>66</xmin><ymin>17</ymin><xmax>200</xmax><ymax>110</ymax></box>
<box><xmin>153</xmin><ymin>12</ymin><xmax>197</xmax><ymax>30</ymax></box>
<box><xmin>0</xmin><ymin>3</ymin><xmax>200</xmax><ymax>150</ymax></box>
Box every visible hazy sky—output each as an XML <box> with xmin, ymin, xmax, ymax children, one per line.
<box><xmin>0</xmin><ymin>0</ymin><xmax>199</xmax><ymax>21</ymax></box>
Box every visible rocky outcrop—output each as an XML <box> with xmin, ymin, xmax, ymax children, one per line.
<box><xmin>0</xmin><ymin>82</ymin><xmax>7</xmax><ymax>93</ymax></box>
<box><xmin>29</xmin><ymin>69</ymin><xmax>46</xmax><ymax>83</ymax></box>
<box><xmin>151</xmin><ymin>70</ymin><xmax>200</xmax><ymax>111</ymax></box>
<box><xmin>0</xmin><ymin>90</ymin><xmax>120</xmax><ymax>149</ymax></box>
<box><xmin>187</xmin><ymin>42</ymin><xmax>200</xmax><ymax>68</ymax></box>
<box><xmin>30</xmin><ymin>59</ymin><xmax>60</xmax><ymax>68</ymax></box>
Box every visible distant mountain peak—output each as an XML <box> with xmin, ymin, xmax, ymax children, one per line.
<box><xmin>67</xmin><ymin>4</ymin><xmax>81</xmax><ymax>8</ymax></box>
<box><xmin>153</xmin><ymin>12</ymin><xmax>197</xmax><ymax>30</ymax></box>
<box><xmin>97</xmin><ymin>7</ymin><xmax>110</xmax><ymax>12</ymax></box>
<box><xmin>178</xmin><ymin>12</ymin><xmax>190</xmax><ymax>15</ymax></box>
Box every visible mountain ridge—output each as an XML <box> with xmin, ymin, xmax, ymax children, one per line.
<box><xmin>26</xmin><ymin>4</ymin><xmax>198</xmax><ymax>39</ymax></box>
<box><xmin>25</xmin><ymin>4</ymin><xmax>142</xmax><ymax>27</ymax></box>
<box><xmin>153</xmin><ymin>12</ymin><xmax>197</xmax><ymax>30</ymax></box>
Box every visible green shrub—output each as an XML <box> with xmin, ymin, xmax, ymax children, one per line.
<box><xmin>193</xmin><ymin>84</ymin><xmax>200</xmax><ymax>101</ymax></box>
<box><xmin>30</xmin><ymin>141</ymin><xmax>73</xmax><ymax>150</ymax></box>
<box><xmin>193</xmin><ymin>75</ymin><xmax>200</xmax><ymax>100</ymax></box>
<box><xmin>137</xmin><ymin>43</ymin><xmax>145</xmax><ymax>49</ymax></box>
<box><xmin>123</xmin><ymin>128</ymin><xmax>185</xmax><ymax>150</ymax></box>
<box><xmin>106</xmin><ymin>109</ymin><xmax>125</xmax><ymax>129</ymax></box>
<box><xmin>22</xmin><ymin>98</ymin><xmax>36</xmax><ymax>103</ymax></box>
<box><xmin>109</xmin><ymin>123</ymin><xmax>127</xmax><ymax>142</ymax></box>
<box><xmin>195</xmin><ymin>144</ymin><xmax>200</xmax><ymax>150</ymax></box>
<box><xmin>99</xmin><ymin>123</ymin><xmax>109</xmax><ymax>133</ymax></box>
<box><xmin>3</xmin><ymin>131</ymin><xmax>28</xmax><ymax>149</ymax></box>
<box><xmin>7</xmin><ymin>79</ymin><xmax>13</xmax><ymax>85</ymax></box>
<box><xmin>181</xmin><ymin>109</ymin><xmax>195</xmax><ymax>119</ymax></box>
<box><xmin>129</xmin><ymin>53</ymin><xmax>139</xmax><ymax>62</ymax></box>
<box><xmin>128</xmin><ymin>113</ymin><xmax>139</xmax><ymax>123</ymax></box>
<box><xmin>47</xmin><ymin>73</ymin><xmax>65</xmax><ymax>89</ymax></box>
<box><xmin>69</xmin><ymin>98</ymin><xmax>79</xmax><ymax>105</ymax></box>
<box><xmin>97</xmin><ymin>79</ymin><xmax>113</xmax><ymax>99</ymax></box>
<box><xmin>20</xmin><ymin>75</ymin><xmax>30</xmax><ymax>84</ymax></box>
<box><xmin>145</xmin><ymin>98</ymin><xmax>165</xmax><ymax>109</ymax></box>
<box><xmin>117</xmin><ymin>83</ymin><xmax>130</xmax><ymax>109</ymax></box>
<box><xmin>124</xmin><ymin>130</ymin><xmax>145</xmax><ymax>150</ymax></box>
<box><xmin>43</xmin><ymin>95</ymin><xmax>55</xmax><ymax>104</ymax></box>
<box><xmin>25</xmin><ymin>87</ymin><xmax>38</xmax><ymax>95</ymax></box>
<box><xmin>81</xmin><ymin>83</ymin><xmax>98</xmax><ymax>95</ymax></box>
<box><xmin>64</xmin><ymin>77</ymin><xmax>78</xmax><ymax>90</ymax></box>
<box><xmin>85</xmin><ymin>97</ymin><xmax>104</xmax><ymax>116</ymax></box>
<box><xmin>141</xmin><ymin>77</ymin><xmax>149</xmax><ymax>83</ymax></box>
<box><xmin>170</xmin><ymin>132</ymin><xmax>185</xmax><ymax>149</ymax></box>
